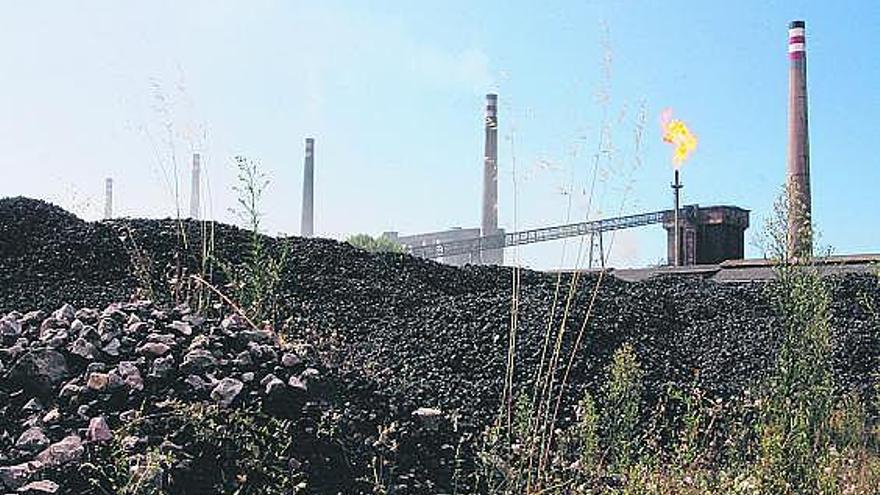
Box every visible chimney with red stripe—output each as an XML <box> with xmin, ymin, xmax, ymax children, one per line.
<box><xmin>787</xmin><ymin>20</ymin><xmax>812</xmax><ymax>258</ymax></box>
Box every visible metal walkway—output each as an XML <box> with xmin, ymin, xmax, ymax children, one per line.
<box><xmin>408</xmin><ymin>206</ymin><xmax>690</xmax><ymax>260</ymax></box>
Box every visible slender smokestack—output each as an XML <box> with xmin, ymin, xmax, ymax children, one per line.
<box><xmin>301</xmin><ymin>138</ymin><xmax>315</xmax><ymax>237</ymax></box>
<box><xmin>104</xmin><ymin>178</ymin><xmax>113</xmax><ymax>220</ymax></box>
<box><xmin>481</xmin><ymin>94</ymin><xmax>500</xmax><ymax>264</ymax></box>
<box><xmin>787</xmin><ymin>20</ymin><xmax>812</xmax><ymax>258</ymax></box>
<box><xmin>190</xmin><ymin>152</ymin><xmax>201</xmax><ymax>219</ymax></box>
<box><xmin>482</xmin><ymin>94</ymin><xmax>498</xmax><ymax>227</ymax></box>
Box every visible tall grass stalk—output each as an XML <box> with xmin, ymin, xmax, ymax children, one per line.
<box><xmin>503</xmin><ymin>126</ymin><xmax>521</xmax><ymax>434</ymax></box>
<box><xmin>223</xmin><ymin>156</ymin><xmax>290</xmax><ymax>325</ymax></box>
<box><xmin>120</xmin><ymin>220</ymin><xmax>157</xmax><ymax>302</ymax></box>
<box><xmin>491</xmin><ymin>27</ymin><xmax>654</xmax><ymax>493</ymax></box>
<box><xmin>532</xmin><ymin>123</ymin><xmax>609</xmax><ymax>488</ymax></box>
<box><xmin>541</xmin><ymin>101</ymin><xmax>647</xmax><ymax>478</ymax></box>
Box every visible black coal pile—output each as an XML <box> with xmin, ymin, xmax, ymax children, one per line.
<box><xmin>1</xmin><ymin>197</ymin><xmax>879</xmax><ymax>493</ymax></box>
<box><xmin>0</xmin><ymin>197</ymin><xmax>137</xmax><ymax>311</ymax></box>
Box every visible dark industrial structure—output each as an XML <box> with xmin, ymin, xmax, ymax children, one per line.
<box><xmin>662</xmin><ymin>205</ymin><xmax>750</xmax><ymax>265</ymax></box>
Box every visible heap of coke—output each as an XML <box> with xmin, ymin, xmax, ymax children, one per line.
<box><xmin>1</xmin><ymin>197</ymin><xmax>877</xmax><ymax>493</ymax></box>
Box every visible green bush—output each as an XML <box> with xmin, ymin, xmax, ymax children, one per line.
<box><xmin>346</xmin><ymin>233</ymin><xmax>405</xmax><ymax>254</ymax></box>
<box><xmin>602</xmin><ymin>343</ymin><xmax>643</xmax><ymax>471</ymax></box>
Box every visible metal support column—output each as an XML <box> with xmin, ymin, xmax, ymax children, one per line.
<box><xmin>588</xmin><ymin>230</ymin><xmax>605</xmax><ymax>269</ymax></box>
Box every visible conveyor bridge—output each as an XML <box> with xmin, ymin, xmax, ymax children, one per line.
<box><xmin>407</xmin><ymin>207</ymin><xmax>693</xmax><ymax>260</ymax></box>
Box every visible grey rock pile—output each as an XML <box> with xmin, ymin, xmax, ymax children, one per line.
<box><xmin>0</xmin><ymin>301</ymin><xmax>351</xmax><ymax>493</ymax></box>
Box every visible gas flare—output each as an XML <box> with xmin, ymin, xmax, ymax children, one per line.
<box><xmin>661</xmin><ymin>109</ymin><xmax>698</xmax><ymax>167</ymax></box>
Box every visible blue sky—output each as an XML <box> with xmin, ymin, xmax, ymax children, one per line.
<box><xmin>1</xmin><ymin>1</ymin><xmax>878</xmax><ymax>269</ymax></box>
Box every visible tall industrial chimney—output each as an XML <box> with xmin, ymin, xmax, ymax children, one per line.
<box><xmin>190</xmin><ymin>152</ymin><xmax>201</xmax><ymax>219</ymax></box>
<box><xmin>481</xmin><ymin>94</ymin><xmax>501</xmax><ymax>264</ymax></box>
<box><xmin>301</xmin><ymin>138</ymin><xmax>315</xmax><ymax>237</ymax></box>
<box><xmin>104</xmin><ymin>178</ymin><xmax>113</xmax><ymax>220</ymax></box>
<box><xmin>787</xmin><ymin>20</ymin><xmax>812</xmax><ymax>258</ymax></box>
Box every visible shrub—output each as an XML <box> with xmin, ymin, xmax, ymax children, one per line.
<box><xmin>346</xmin><ymin>233</ymin><xmax>405</xmax><ymax>254</ymax></box>
<box><xmin>602</xmin><ymin>343</ymin><xmax>644</xmax><ymax>471</ymax></box>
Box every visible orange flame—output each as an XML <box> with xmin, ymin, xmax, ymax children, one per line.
<box><xmin>661</xmin><ymin>109</ymin><xmax>697</xmax><ymax>167</ymax></box>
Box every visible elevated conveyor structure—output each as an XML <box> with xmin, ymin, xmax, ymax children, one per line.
<box><xmin>408</xmin><ymin>207</ymin><xmax>684</xmax><ymax>261</ymax></box>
